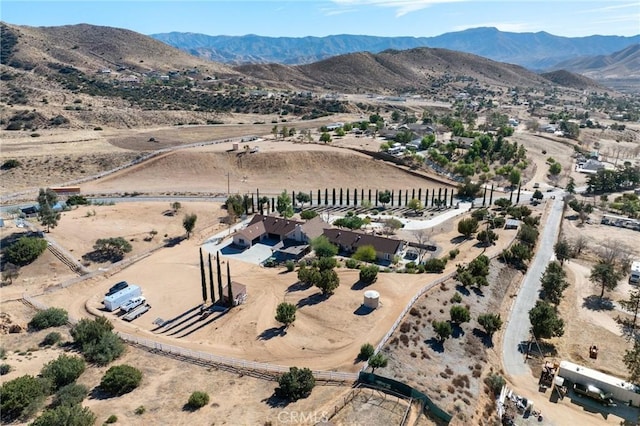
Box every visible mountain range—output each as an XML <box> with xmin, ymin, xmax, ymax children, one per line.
<box><xmin>151</xmin><ymin>27</ymin><xmax>639</xmax><ymax>71</ymax></box>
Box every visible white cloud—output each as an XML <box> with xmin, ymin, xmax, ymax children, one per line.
<box><xmin>330</xmin><ymin>0</ymin><xmax>467</xmax><ymax>17</ymax></box>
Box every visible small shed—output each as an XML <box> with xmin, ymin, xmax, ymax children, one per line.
<box><xmin>363</xmin><ymin>290</ymin><xmax>380</xmax><ymax>309</ymax></box>
<box><xmin>222</xmin><ymin>281</ymin><xmax>247</xmax><ymax>306</ymax></box>
<box><xmin>505</xmin><ymin>219</ymin><xmax>520</xmax><ymax>230</ymax></box>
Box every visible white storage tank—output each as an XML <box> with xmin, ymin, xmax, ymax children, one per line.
<box><xmin>363</xmin><ymin>290</ymin><xmax>380</xmax><ymax>309</ymax></box>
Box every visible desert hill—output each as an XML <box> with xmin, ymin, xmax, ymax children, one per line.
<box><xmin>236</xmin><ymin>47</ymin><xmax>575</xmax><ymax>93</ymax></box>
<box><xmin>539</xmin><ymin>70</ymin><xmax>607</xmax><ymax>91</ymax></box>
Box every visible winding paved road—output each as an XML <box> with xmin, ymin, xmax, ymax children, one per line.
<box><xmin>502</xmin><ymin>192</ymin><xmax>565</xmax><ymax>377</ymax></box>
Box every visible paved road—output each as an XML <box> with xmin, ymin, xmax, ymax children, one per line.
<box><xmin>502</xmin><ymin>192</ymin><xmax>565</xmax><ymax>377</ymax></box>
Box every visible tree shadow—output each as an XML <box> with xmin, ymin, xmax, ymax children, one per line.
<box><xmin>176</xmin><ymin>309</ymin><xmax>228</xmax><ymax>338</ymax></box>
<box><xmin>455</xmin><ymin>285</ymin><xmax>471</xmax><ymax>296</ymax></box>
<box><xmin>472</xmin><ymin>327</ymin><xmax>494</xmax><ymax>348</ymax></box>
<box><xmin>425</xmin><ymin>337</ymin><xmax>444</xmax><ymax>353</ymax></box>
<box><xmin>257</xmin><ymin>326</ymin><xmax>287</xmax><ymax>340</ymax></box>
<box><xmin>161</xmin><ymin>309</ymin><xmax>205</xmax><ymax>334</ymax></box>
<box><xmin>351</xmin><ymin>280</ymin><xmax>372</xmax><ymax>291</ymax></box>
<box><xmin>472</xmin><ymin>287</ymin><xmax>485</xmax><ymax>297</ymax></box>
<box><xmin>82</xmin><ymin>250</ymin><xmax>123</xmax><ymax>263</ymax></box>
<box><xmin>286</xmin><ymin>281</ymin><xmax>311</xmax><ymax>293</ymax></box>
<box><xmin>296</xmin><ymin>292</ymin><xmax>329</xmax><ymax>308</ymax></box>
<box><xmin>88</xmin><ymin>386</ymin><xmax>113</xmax><ymax>401</ymax></box>
<box><xmin>261</xmin><ymin>393</ymin><xmax>290</xmax><ymax>408</ymax></box>
<box><xmin>582</xmin><ymin>295</ymin><xmax>614</xmax><ymax>311</ymax></box>
<box><xmin>450</xmin><ymin>236</ymin><xmax>467</xmax><ymax>244</ymax></box>
<box><xmin>353</xmin><ymin>305</ymin><xmax>375</xmax><ymax>316</ymax></box>
<box><xmin>517</xmin><ymin>340</ymin><xmax>530</xmax><ymax>354</ymax></box>
<box><xmin>164</xmin><ymin>236</ymin><xmax>186</xmax><ymax>248</ymax></box>
<box><xmin>151</xmin><ymin>304</ymin><xmax>204</xmax><ymax>332</ymax></box>
<box><xmin>451</xmin><ymin>324</ymin><xmax>465</xmax><ymax>339</ymax></box>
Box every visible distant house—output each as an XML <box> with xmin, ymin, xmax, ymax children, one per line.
<box><xmin>453</xmin><ymin>136</ymin><xmax>476</xmax><ymax>149</ymax></box>
<box><xmin>576</xmin><ymin>159</ymin><xmax>605</xmax><ymax>174</ymax></box>
<box><xmin>505</xmin><ymin>219</ymin><xmax>520</xmax><ymax>230</ymax></box>
<box><xmin>325</xmin><ymin>122</ymin><xmax>344</xmax><ymax>131</ymax></box>
<box><xmin>321</xmin><ymin>228</ymin><xmax>404</xmax><ymax>262</ymax></box>
<box><xmin>20</xmin><ymin>205</ymin><xmax>39</xmax><ymax>217</ymax></box>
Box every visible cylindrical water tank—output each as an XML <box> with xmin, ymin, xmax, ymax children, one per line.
<box><xmin>363</xmin><ymin>290</ymin><xmax>380</xmax><ymax>309</ymax></box>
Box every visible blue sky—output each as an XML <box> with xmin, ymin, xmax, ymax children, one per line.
<box><xmin>1</xmin><ymin>1</ymin><xmax>639</xmax><ymax>38</ymax></box>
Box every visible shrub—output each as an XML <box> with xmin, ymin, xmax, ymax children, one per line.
<box><xmin>40</xmin><ymin>354</ymin><xmax>85</xmax><ymax>390</ymax></box>
<box><xmin>5</xmin><ymin>237</ymin><xmax>48</xmax><ymax>266</ymax></box>
<box><xmin>300</xmin><ymin>210</ymin><xmax>318</xmax><ymax>220</ymax></box>
<box><xmin>71</xmin><ymin>317</ymin><xmax>124</xmax><ymax>365</ymax></box>
<box><xmin>359</xmin><ymin>265</ymin><xmax>379</xmax><ymax>285</ymax></box>
<box><xmin>134</xmin><ymin>406</ymin><xmax>146</xmax><ymax>415</ymax></box>
<box><xmin>187</xmin><ymin>391</ymin><xmax>210</xmax><ymax>409</ymax></box>
<box><xmin>106</xmin><ymin>414</ymin><xmax>118</xmax><ymax>423</ymax></box>
<box><xmin>66</xmin><ymin>195</ymin><xmax>89</xmax><ymax>205</ymax></box>
<box><xmin>285</xmin><ymin>260</ymin><xmax>295</xmax><ymax>272</ymax></box>
<box><xmin>450</xmin><ymin>305</ymin><xmax>471</xmax><ymax>324</ymax></box>
<box><xmin>423</xmin><ymin>258</ymin><xmax>447</xmax><ymax>273</ymax></box>
<box><xmin>450</xmin><ymin>292</ymin><xmax>463</xmax><ymax>303</ymax></box>
<box><xmin>484</xmin><ymin>374</ymin><xmax>506</xmax><ymax>396</ymax></box>
<box><xmin>359</xmin><ymin>343</ymin><xmax>375</xmax><ymax>361</ymax></box>
<box><xmin>449</xmin><ymin>249</ymin><xmax>460</xmax><ymax>259</ymax></box>
<box><xmin>276</xmin><ymin>367</ymin><xmax>315</xmax><ymax>401</ymax></box>
<box><xmin>0</xmin><ymin>363</ymin><xmax>10</xmax><ymax>375</ymax></box>
<box><xmin>100</xmin><ymin>365</ymin><xmax>142</xmax><ymax>396</ymax></box>
<box><xmin>42</xmin><ymin>331</ymin><xmax>62</xmax><ymax>346</ymax></box>
<box><xmin>31</xmin><ymin>404</ymin><xmax>96</xmax><ymax>426</ymax></box>
<box><xmin>0</xmin><ymin>375</ymin><xmax>49</xmax><ymax>422</ymax></box>
<box><xmin>345</xmin><ymin>258</ymin><xmax>358</xmax><ymax>269</ymax></box>
<box><xmin>352</xmin><ymin>245</ymin><xmax>376</xmax><ymax>262</ymax></box>
<box><xmin>51</xmin><ymin>383</ymin><xmax>88</xmax><ymax>408</ymax></box>
<box><xmin>29</xmin><ymin>308</ymin><xmax>68</xmax><ymax>330</ymax></box>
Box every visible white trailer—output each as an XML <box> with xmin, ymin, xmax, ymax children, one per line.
<box><xmin>558</xmin><ymin>360</ymin><xmax>640</xmax><ymax>406</ymax></box>
<box><xmin>103</xmin><ymin>285</ymin><xmax>141</xmax><ymax>312</ymax></box>
<box><xmin>630</xmin><ymin>261</ymin><xmax>640</xmax><ymax>284</ymax></box>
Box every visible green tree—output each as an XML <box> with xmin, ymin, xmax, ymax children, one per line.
<box><xmin>5</xmin><ymin>237</ymin><xmax>48</xmax><ymax>266</ymax></box>
<box><xmin>171</xmin><ymin>201</ymin><xmax>182</xmax><ymax>213</ymax></box>
<box><xmin>92</xmin><ymin>237</ymin><xmax>132</xmax><ymax>261</ymax></box>
<box><xmin>353</xmin><ymin>245</ymin><xmax>376</xmax><ymax>263</ymax></box>
<box><xmin>529</xmin><ymin>300</ymin><xmax>564</xmax><ymax>339</ymax></box>
<box><xmin>225</xmin><ymin>194</ymin><xmax>244</xmax><ymax>217</ymax></box>
<box><xmin>549</xmin><ymin>162</ymin><xmax>562</xmax><ymax>176</ymax></box>
<box><xmin>37</xmin><ymin>187</ymin><xmax>58</xmax><ymax>208</ymax></box>
<box><xmin>0</xmin><ymin>375</ymin><xmax>48</xmax><ymax>422</ymax></box>
<box><xmin>540</xmin><ymin>261</ymin><xmax>569</xmax><ymax>305</ymax></box>
<box><xmin>319</xmin><ymin>132</ymin><xmax>332</xmax><ymax>143</ymax></box>
<box><xmin>553</xmin><ymin>239</ymin><xmax>571</xmax><ymax>265</ymax></box>
<box><xmin>275</xmin><ymin>302</ymin><xmax>296</xmax><ymax>328</ymax></box>
<box><xmin>450</xmin><ymin>305</ymin><xmax>470</xmax><ymax>324</ymax></box>
<box><xmin>277</xmin><ymin>367</ymin><xmax>315</xmax><ymax>401</ymax></box>
<box><xmin>494</xmin><ymin>198</ymin><xmax>512</xmax><ymax>210</ymax></box>
<box><xmin>300</xmin><ymin>210</ymin><xmax>318</xmax><ymax>220</ymax></box>
<box><xmin>378</xmin><ymin>190</ymin><xmax>391</xmax><ymax>207</ymax></box>
<box><xmin>38</xmin><ymin>204</ymin><xmax>61</xmax><ymax>232</ymax></box>
<box><xmin>623</xmin><ymin>338</ymin><xmax>640</xmax><ymax>385</ymax></box>
<box><xmin>183</xmin><ymin>213</ymin><xmax>197</xmax><ymax>239</ymax></box>
<box><xmin>407</xmin><ymin>198</ymin><xmax>422</xmax><ymax>213</ymax></box>
<box><xmin>70</xmin><ymin>317</ymin><xmax>124</xmax><ymax>365</ymax></box>
<box><xmin>333</xmin><ymin>213</ymin><xmax>364</xmax><ymax>230</ymax></box>
<box><xmin>315</xmin><ymin>268</ymin><xmax>340</xmax><ymax>295</ymax></box>
<box><xmin>368</xmin><ymin>352</ymin><xmax>388</xmax><ymax>373</ymax></box>
<box><xmin>276</xmin><ymin>190</ymin><xmax>294</xmax><ymax>218</ymax></box>
<box><xmin>311</xmin><ymin>236</ymin><xmax>338</xmax><ymax>258</ymax></box>
<box><xmin>31</xmin><ymin>404</ymin><xmax>96</xmax><ymax>426</ymax></box>
<box><xmin>477</xmin><ymin>229</ymin><xmax>498</xmax><ymax>246</ymax></box>
<box><xmin>532</xmin><ymin>190</ymin><xmax>544</xmax><ymax>200</ymax></box>
<box><xmin>620</xmin><ymin>289</ymin><xmax>640</xmax><ymax>334</ymax></box>
<box><xmin>457</xmin><ymin>179</ymin><xmax>482</xmax><ymax>198</ymax></box>
<box><xmin>590</xmin><ymin>260</ymin><xmax>622</xmax><ymax>299</ymax></box>
<box><xmin>187</xmin><ymin>391</ymin><xmax>210</xmax><ymax>409</ymax></box>
<box><xmin>432</xmin><ymin>320</ymin><xmax>452</xmax><ymax>341</ymax></box>
<box><xmin>359</xmin><ymin>265</ymin><xmax>379</xmax><ymax>284</ymax></box>
<box><xmin>508</xmin><ymin>169</ymin><xmax>521</xmax><ymax>186</ymax></box>
<box><xmin>100</xmin><ymin>365</ymin><xmax>142</xmax><ymax>396</ymax></box>
<box><xmin>566</xmin><ymin>177</ymin><xmax>576</xmax><ymax>194</ymax></box>
<box><xmin>1</xmin><ymin>262</ymin><xmax>19</xmax><ymax>284</ymax></box>
<box><xmin>457</xmin><ymin>217</ymin><xmax>479</xmax><ymax>238</ymax></box>
<box><xmin>40</xmin><ymin>355</ymin><xmax>85</xmax><ymax>390</ymax></box>
<box><xmin>424</xmin><ymin>258</ymin><xmax>447</xmax><ymax>273</ymax></box>
<box><xmin>295</xmin><ymin>192</ymin><xmax>311</xmax><ymax>207</ymax></box>
<box><xmin>359</xmin><ymin>343</ymin><xmax>374</xmax><ymax>361</ymax></box>
<box><xmin>382</xmin><ymin>218</ymin><xmax>403</xmax><ymax>235</ymax></box>
<box><xmin>28</xmin><ymin>307</ymin><xmax>68</xmax><ymax>330</ymax></box>
<box><xmin>477</xmin><ymin>313</ymin><xmax>503</xmax><ymax>338</ymax></box>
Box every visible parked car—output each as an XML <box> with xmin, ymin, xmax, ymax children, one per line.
<box><xmin>573</xmin><ymin>383</ymin><xmax>615</xmax><ymax>406</ymax></box>
<box><xmin>105</xmin><ymin>281</ymin><xmax>128</xmax><ymax>296</ymax></box>
<box><xmin>121</xmin><ymin>296</ymin><xmax>146</xmax><ymax>313</ymax></box>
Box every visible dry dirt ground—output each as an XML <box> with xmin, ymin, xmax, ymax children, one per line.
<box><xmin>2</xmin><ymin>116</ymin><xmax>639</xmax><ymax>425</ymax></box>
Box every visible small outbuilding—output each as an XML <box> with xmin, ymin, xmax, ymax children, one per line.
<box><xmin>363</xmin><ymin>290</ymin><xmax>380</xmax><ymax>309</ymax></box>
<box><xmin>222</xmin><ymin>281</ymin><xmax>247</xmax><ymax>306</ymax></box>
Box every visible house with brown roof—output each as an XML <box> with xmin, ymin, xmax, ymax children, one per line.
<box><xmin>321</xmin><ymin>228</ymin><xmax>404</xmax><ymax>263</ymax></box>
<box><xmin>221</xmin><ymin>281</ymin><xmax>247</xmax><ymax>306</ymax></box>
<box><xmin>232</xmin><ymin>215</ymin><xmax>328</xmax><ymax>261</ymax></box>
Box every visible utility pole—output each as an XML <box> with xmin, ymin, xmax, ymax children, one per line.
<box><xmin>226</xmin><ymin>171</ymin><xmax>230</xmax><ymax>195</ymax></box>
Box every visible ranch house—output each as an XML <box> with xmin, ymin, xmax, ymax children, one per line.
<box><xmin>321</xmin><ymin>228</ymin><xmax>404</xmax><ymax>263</ymax></box>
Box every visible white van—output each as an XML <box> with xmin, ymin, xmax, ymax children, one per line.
<box><xmin>630</xmin><ymin>261</ymin><xmax>640</xmax><ymax>285</ymax></box>
<box><xmin>121</xmin><ymin>296</ymin><xmax>146</xmax><ymax>313</ymax></box>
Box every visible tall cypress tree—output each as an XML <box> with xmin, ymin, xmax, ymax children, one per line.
<box><xmin>227</xmin><ymin>261</ymin><xmax>233</xmax><ymax>308</ymax></box>
<box><xmin>208</xmin><ymin>253</ymin><xmax>215</xmax><ymax>303</ymax></box>
<box><xmin>199</xmin><ymin>248</ymin><xmax>207</xmax><ymax>304</ymax></box>
<box><xmin>216</xmin><ymin>252</ymin><xmax>224</xmax><ymax>305</ymax></box>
